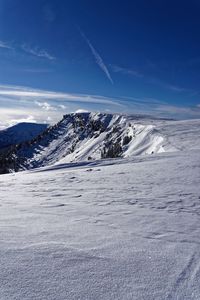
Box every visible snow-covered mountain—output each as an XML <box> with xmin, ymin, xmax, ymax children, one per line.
<box><xmin>0</xmin><ymin>122</ymin><xmax>48</xmax><ymax>150</ymax></box>
<box><xmin>1</xmin><ymin>112</ymin><xmax>200</xmax><ymax>174</ymax></box>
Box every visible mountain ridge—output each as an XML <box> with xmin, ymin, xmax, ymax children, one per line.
<box><xmin>0</xmin><ymin>112</ymin><xmax>200</xmax><ymax>174</ymax></box>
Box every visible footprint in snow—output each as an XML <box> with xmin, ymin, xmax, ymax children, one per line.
<box><xmin>86</xmin><ymin>168</ymin><xmax>101</xmax><ymax>172</ymax></box>
<box><xmin>127</xmin><ymin>200</ymin><xmax>138</xmax><ymax>205</ymax></box>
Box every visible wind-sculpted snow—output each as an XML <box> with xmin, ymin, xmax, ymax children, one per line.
<box><xmin>0</xmin><ymin>150</ymin><xmax>200</xmax><ymax>299</ymax></box>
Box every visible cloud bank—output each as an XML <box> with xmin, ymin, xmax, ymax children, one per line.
<box><xmin>0</xmin><ymin>84</ymin><xmax>122</xmax><ymax>128</ymax></box>
<box><xmin>0</xmin><ymin>84</ymin><xmax>199</xmax><ymax>129</ymax></box>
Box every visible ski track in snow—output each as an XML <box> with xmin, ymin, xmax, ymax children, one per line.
<box><xmin>0</xmin><ymin>147</ymin><xmax>200</xmax><ymax>299</ymax></box>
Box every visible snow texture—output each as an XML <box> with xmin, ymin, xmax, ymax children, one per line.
<box><xmin>0</xmin><ymin>115</ymin><xmax>200</xmax><ymax>299</ymax></box>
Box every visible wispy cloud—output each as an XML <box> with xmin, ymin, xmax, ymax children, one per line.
<box><xmin>58</xmin><ymin>104</ymin><xmax>67</xmax><ymax>110</ymax></box>
<box><xmin>0</xmin><ymin>39</ymin><xmax>55</xmax><ymax>61</ymax></box>
<box><xmin>0</xmin><ymin>84</ymin><xmax>199</xmax><ymax>129</ymax></box>
<box><xmin>0</xmin><ymin>109</ymin><xmax>39</xmax><ymax>130</ymax></box>
<box><xmin>22</xmin><ymin>68</ymin><xmax>53</xmax><ymax>73</ymax></box>
<box><xmin>4</xmin><ymin>115</ymin><xmax>37</xmax><ymax>129</ymax></box>
<box><xmin>0</xmin><ymin>40</ymin><xmax>13</xmax><ymax>50</ymax></box>
<box><xmin>111</xmin><ymin>65</ymin><xmax>143</xmax><ymax>78</ymax></box>
<box><xmin>21</xmin><ymin>44</ymin><xmax>55</xmax><ymax>60</ymax></box>
<box><xmin>35</xmin><ymin>101</ymin><xmax>56</xmax><ymax>111</ymax></box>
<box><xmin>112</xmin><ymin>64</ymin><xmax>194</xmax><ymax>93</ymax></box>
<box><xmin>148</xmin><ymin>77</ymin><xmax>190</xmax><ymax>93</ymax></box>
<box><xmin>121</xmin><ymin>96</ymin><xmax>166</xmax><ymax>106</ymax></box>
<box><xmin>75</xmin><ymin>109</ymin><xmax>89</xmax><ymax>113</ymax></box>
<box><xmin>0</xmin><ymin>84</ymin><xmax>122</xmax><ymax>128</ymax></box>
<box><xmin>0</xmin><ymin>84</ymin><xmax>121</xmax><ymax>105</ymax></box>
<box><xmin>78</xmin><ymin>28</ymin><xmax>113</xmax><ymax>84</ymax></box>
<box><xmin>155</xmin><ymin>104</ymin><xmax>200</xmax><ymax>117</ymax></box>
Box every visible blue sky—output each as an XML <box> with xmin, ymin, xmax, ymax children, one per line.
<box><xmin>0</xmin><ymin>0</ymin><xmax>200</xmax><ymax>127</ymax></box>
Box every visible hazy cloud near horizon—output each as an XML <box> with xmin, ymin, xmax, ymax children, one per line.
<box><xmin>0</xmin><ymin>84</ymin><xmax>200</xmax><ymax>129</ymax></box>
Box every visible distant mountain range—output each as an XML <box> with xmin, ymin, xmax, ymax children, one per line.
<box><xmin>0</xmin><ymin>122</ymin><xmax>48</xmax><ymax>150</ymax></box>
<box><xmin>0</xmin><ymin>112</ymin><xmax>200</xmax><ymax>174</ymax></box>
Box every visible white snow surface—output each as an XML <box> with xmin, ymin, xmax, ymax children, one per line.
<box><xmin>1</xmin><ymin>115</ymin><xmax>200</xmax><ymax>299</ymax></box>
<box><xmin>1</xmin><ymin>148</ymin><xmax>200</xmax><ymax>299</ymax></box>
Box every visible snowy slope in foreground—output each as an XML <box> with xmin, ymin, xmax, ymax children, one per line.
<box><xmin>1</xmin><ymin>150</ymin><xmax>200</xmax><ymax>299</ymax></box>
